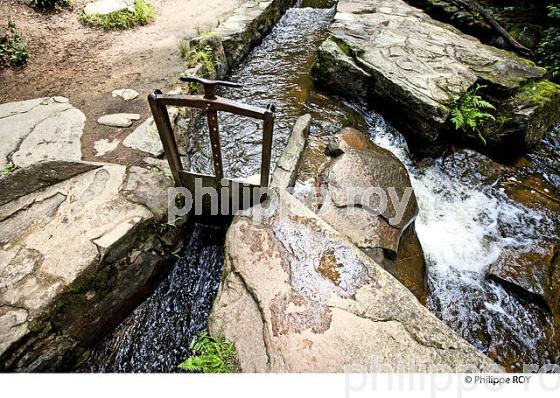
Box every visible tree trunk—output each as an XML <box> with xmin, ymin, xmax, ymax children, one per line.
<box><xmin>449</xmin><ymin>0</ymin><xmax>533</xmax><ymax>56</ymax></box>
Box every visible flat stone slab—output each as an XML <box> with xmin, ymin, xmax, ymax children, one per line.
<box><xmin>0</xmin><ymin>161</ymin><xmax>178</xmax><ymax>370</ymax></box>
<box><xmin>97</xmin><ymin>113</ymin><xmax>140</xmax><ymax>128</ymax></box>
<box><xmin>94</xmin><ymin>138</ymin><xmax>120</xmax><ymax>156</ymax></box>
<box><xmin>112</xmin><ymin>89</ymin><xmax>139</xmax><ymax>101</ymax></box>
<box><xmin>122</xmin><ymin>117</ymin><xmax>164</xmax><ymax>157</ymax></box>
<box><xmin>0</xmin><ymin>97</ymin><xmax>85</xmax><ymax>169</ymax></box>
<box><xmin>0</xmin><ymin>161</ymin><xmax>100</xmax><ymax>206</ymax></box>
<box><xmin>84</xmin><ymin>0</ymin><xmax>135</xmax><ymax>16</ymax></box>
<box><xmin>314</xmin><ymin>0</ymin><xmax>557</xmax><ymax>147</ymax></box>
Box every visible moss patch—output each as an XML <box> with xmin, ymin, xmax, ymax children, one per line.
<box><xmin>81</xmin><ymin>0</ymin><xmax>154</xmax><ymax>30</ymax></box>
<box><xmin>518</xmin><ymin>80</ymin><xmax>560</xmax><ymax>108</ymax></box>
<box><xmin>329</xmin><ymin>34</ymin><xmax>353</xmax><ymax>57</ymax></box>
<box><xmin>178</xmin><ymin>33</ymin><xmax>220</xmax><ymax>91</ymax></box>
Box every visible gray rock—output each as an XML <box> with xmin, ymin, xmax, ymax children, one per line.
<box><xmin>97</xmin><ymin>113</ymin><xmax>140</xmax><ymax>128</ymax></box>
<box><xmin>122</xmin><ymin>117</ymin><xmax>164</xmax><ymax>157</ymax></box>
<box><xmin>271</xmin><ymin>114</ymin><xmax>311</xmax><ymax>190</ymax></box>
<box><xmin>0</xmin><ymin>161</ymin><xmax>183</xmax><ymax>371</ymax></box>
<box><xmin>312</xmin><ymin>0</ymin><xmax>558</xmax><ymax>150</ymax></box>
<box><xmin>209</xmin><ymin>188</ymin><xmax>501</xmax><ymax>372</ymax></box>
<box><xmin>94</xmin><ymin>138</ymin><xmax>120</xmax><ymax>156</ymax></box>
<box><xmin>0</xmin><ymin>97</ymin><xmax>85</xmax><ymax>169</ymax></box>
<box><xmin>84</xmin><ymin>0</ymin><xmax>135</xmax><ymax>16</ymax></box>
<box><xmin>317</xmin><ymin>128</ymin><xmax>425</xmax><ymax>302</ymax></box>
<box><xmin>112</xmin><ymin>89</ymin><xmax>139</xmax><ymax>101</ymax></box>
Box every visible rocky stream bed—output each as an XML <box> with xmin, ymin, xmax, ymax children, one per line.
<box><xmin>1</xmin><ymin>0</ymin><xmax>560</xmax><ymax>373</ymax></box>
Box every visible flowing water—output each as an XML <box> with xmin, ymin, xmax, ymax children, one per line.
<box><xmin>186</xmin><ymin>6</ymin><xmax>364</xmax><ymax>178</ymax></box>
<box><xmin>82</xmin><ymin>221</ymin><xmax>228</xmax><ymax>372</ymax></box>
<box><xmin>365</xmin><ymin>117</ymin><xmax>560</xmax><ymax>371</ymax></box>
<box><xmin>83</xmin><ymin>4</ymin><xmax>560</xmax><ymax>372</ymax></box>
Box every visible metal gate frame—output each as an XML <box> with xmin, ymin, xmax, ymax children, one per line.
<box><xmin>148</xmin><ymin>76</ymin><xmax>275</xmax><ymax>213</ymax></box>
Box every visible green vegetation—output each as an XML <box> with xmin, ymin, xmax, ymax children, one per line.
<box><xmin>0</xmin><ymin>21</ymin><xmax>29</xmax><ymax>68</ymax></box>
<box><xmin>178</xmin><ymin>332</ymin><xmax>237</xmax><ymax>373</ymax></box>
<box><xmin>519</xmin><ymin>80</ymin><xmax>560</xmax><ymax>107</ymax></box>
<box><xmin>178</xmin><ymin>40</ymin><xmax>191</xmax><ymax>58</ymax></box>
<box><xmin>171</xmin><ymin>248</ymin><xmax>181</xmax><ymax>260</ymax></box>
<box><xmin>30</xmin><ymin>0</ymin><xmax>70</xmax><ymax>10</ymax></box>
<box><xmin>450</xmin><ymin>84</ymin><xmax>496</xmax><ymax>145</ymax></box>
<box><xmin>179</xmin><ymin>40</ymin><xmax>216</xmax><ymax>77</ymax></box>
<box><xmin>148</xmin><ymin>165</ymin><xmax>172</xmax><ymax>180</ymax></box>
<box><xmin>81</xmin><ymin>0</ymin><xmax>154</xmax><ymax>30</ymax></box>
<box><xmin>536</xmin><ymin>4</ymin><xmax>560</xmax><ymax>81</ymax></box>
<box><xmin>178</xmin><ymin>35</ymin><xmax>218</xmax><ymax>93</ymax></box>
<box><xmin>1</xmin><ymin>163</ymin><xmax>17</xmax><ymax>175</ymax></box>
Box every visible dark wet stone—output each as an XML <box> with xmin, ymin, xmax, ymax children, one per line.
<box><xmin>0</xmin><ymin>161</ymin><xmax>100</xmax><ymax>207</ymax></box>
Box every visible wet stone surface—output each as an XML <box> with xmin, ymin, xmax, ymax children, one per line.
<box><xmin>80</xmin><ymin>222</ymin><xmax>228</xmax><ymax>373</ymax></box>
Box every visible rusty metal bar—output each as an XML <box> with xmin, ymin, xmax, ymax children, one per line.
<box><xmin>260</xmin><ymin>105</ymin><xmax>275</xmax><ymax>188</ymax></box>
<box><xmin>150</xmin><ymin>93</ymin><xmax>268</xmax><ymax>120</ymax></box>
<box><xmin>148</xmin><ymin>90</ymin><xmax>184</xmax><ymax>186</ymax></box>
<box><xmin>149</xmin><ymin>76</ymin><xmax>275</xmax><ymax>214</ymax></box>
<box><xmin>206</xmin><ymin>107</ymin><xmax>224</xmax><ymax>181</ymax></box>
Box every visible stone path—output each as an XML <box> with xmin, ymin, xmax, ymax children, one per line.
<box><xmin>0</xmin><ymin>97</ymin><xmax>85</xmax><ymax>169</ymax></box>
<box><xmin>0</xmin><ymin>0</ymin><xmax>245</xmax><ymax>167</ymax></box>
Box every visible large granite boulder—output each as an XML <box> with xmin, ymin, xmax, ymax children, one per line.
<box><xmin>0</xmin><ymin>161</ymin><xmax>183</xmax><ymax>371</ymax></box>
<box><xmin>317</xmin><ymin>128</ymin><xmax>426</xmax><ymax>302</ymax></box>
<box><xmin>209</xmin><ymin>188</ymin><xmax>501</xmax><ymax>372</ymax></box>
<box><xmin>312</xmin><ymin>0</ymin><xmax>560</xmax><ymax>153</ymax></box>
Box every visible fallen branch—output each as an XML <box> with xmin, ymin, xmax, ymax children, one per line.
<box><xmin>449</xmin><ymin>0</ymin><xmax>533</xmax><ymax>56</ymax></box>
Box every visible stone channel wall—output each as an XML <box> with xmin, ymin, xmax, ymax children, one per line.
<box><xmin>167</xmin><ymin>0</ymin><xmax>296</xmax><ymax>154</ymax></box>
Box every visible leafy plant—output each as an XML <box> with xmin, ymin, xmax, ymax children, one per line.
<box><xmin>180</xmin><ymin>41</ymin><xmax>216</xmax><ymax>77</ymax></box>
<box><xmin>450</xmin><ymin>84</ymin><xmax>496</xmax><ymax>145</ymax></box>
<box><xmin>2</xmin><ymin>163</ymin><xmax>17</xmax><ymax>175</ymax></box>
<box><xmin>0</xmin><ymin>21</ymin><xmax>29</xmax><ymax>68</ymax></box>
<box><xmin>81</xmin><ymin>0</ymin><xmax>154</xmax><ymax>30</ymax></box>
<box><xmin>30</xmin><ymin>0</ymin><xmax>70</xmax><ymax>10</ymax></box>
<box><xmin>171</xmin><ymin>248</ymin><xmax>181</xmax><ymax>260</ymax></box>
<box><xmin>547</xmin><ymin>3</ymin><xmax>560</xmax><ymax>19</ymax></box>
<box><xmin>178</xmin><ymin>332</ymin><xmax>237</xmax><ymax>373</ymax></box>
<box><xmin>536</xmin><ymin>4</ymin><xmax>560</xmax><ymax>81</ymax></box>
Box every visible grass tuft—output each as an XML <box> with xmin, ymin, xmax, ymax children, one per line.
<box><xmin>81</xmin><ymin>0</ymin><xmax>154</xmax><ymax>30</ymax></box>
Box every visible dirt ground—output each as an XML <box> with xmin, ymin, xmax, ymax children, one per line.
<box><xmin>0</xmin><ymin>0</ymin><xmax>243</xmax><ymax>165</ymax></box>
